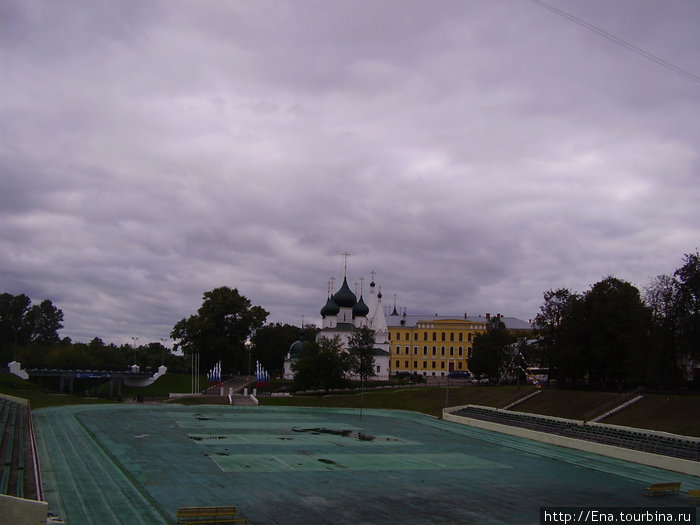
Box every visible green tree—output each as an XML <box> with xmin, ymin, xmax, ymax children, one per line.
<box><xmin>644</xmin><ymin>274</ymin><xmax>684</xmax><ymax>386</ymax></box>
<box><xmin>553</xmin><ymin>277</ymin><xmax>651</xmax><ymax>386</ymax></box>
<box><xmin>251</xmin><ymin>323</ymin><xmax>319</xmax><ymax>373</ymax></box>
<box><xmin>1</xmin><ymin>294</ymin><xmax>64</xmax><ymax>361</ymax></box>
<box><xmin>674</xmin><ymin>251</ymin><xmax>700</xmax><ymax>363</ymax></box>
<box><xmin>171</xmin><ymin>287</ymin><xmax>268</xmax><ymax>374</ymax></box>
<box><xmin>643</xmin><ymin>251</ymin><xmax>700</xmax><ymax>386</ymax></box>
<box><xmin>534</xmin><ymin>288</ymin><xmax>579</xmax><ymax>372</ymax></box>
<box><xmin>291</xmin><ymin>336</ymin><xmax>351</xmax><ymax>392</ymax></box>
<box><xmin>348</xmin><ymin>326</ymin><xmax>376</xmax><ymax>382</ymax></box>
<box><xmin>583</xmin><ymin>277</ymin><xmax>651</xmax><ymax>385</ymax></box>
<box><xmin>0</xmin><ymin>293</ymin><xmax>31</xmax><ymax>360</ymax></box>
<box><xmin>26</xmin><ymin>299</ymin><xmax>64</xmax><ymax>345</ymax></box>
<box><xmin>469</xmin><ymin>318</ymin><xmax>515</xmax><ymax>378</ymax></box>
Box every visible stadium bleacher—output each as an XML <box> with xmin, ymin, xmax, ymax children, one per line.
<box><xmin>453</xmin><ymin>405</ymin><xmax>700</xmax><ymax>461</ymax></box>
<box><xmin>0</xmin><ymin>396</ymin><xmax>40</xmax><ymax>501</ymax></box>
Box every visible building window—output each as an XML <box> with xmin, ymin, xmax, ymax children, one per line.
<box><xmin>413</xmin><ymin>361</ymin><xmax>418</xmax><ymax>368</ymax></box>
<box><xmin>415</xmin><ymin>347</ymin><xmax>419</xmax><ymax>355</ymax></box>
<box><xmin>459</xmin><ymin>333</ymin><xmax>463</xmax><ymax>342</ymax></box>
<box><xmin>423</xmin><ymin>346</ymin><xmax>428</xmax><ymax>355</ymax></box>
<box><xmin>432</xmin><ymin>332</ymin><xmax>437</xmax><ymax>341</ymax></box>
<box><xmin>468</xmin><ymin>333</ymin><xmax>472</xmax><ymax>342</ymax></box>
<box><xmin>450</xmin><ymin>347</ymin><xmax>454</xmax><ymax>356</ymax></box>
<box><xmin>405</xmin><ymin>346</ymin><xmax>410</xmax><ymax>355</ymax></box>
<box><xmin>432</xmin><ymin>346</ymin><xmax>436</xmax><ymax>356</ymax></box>
<box><xmin>458</xmin><ymin>347</ymin><xmax>463</xmax><ymax>356</ymax></box>
<box><xmin>395</xmin><ymin>360</ymin><xmax>400</xmax><ymax>368</ymax></box>
<box><xmin>405</xmin><ymin>360</ymin><xmax>409</xmax><ymax>368</ymax></box>
<box><xmin>376</xmin><ymin>365</ymin><xmax>381</xmax><ymax>373</ymax></box>
<box><xmin>423</xmin><ymin>332</ymin><xmax>428</xmax><ymax>341</ymax></box>
<box><xmin>441</xmin><ymin>346</ymin><xmax>445</xmax><ymax>356</ymax></box>
<box><xmin>422</xmin><ymin>361</ymin><xmax>427</xmax><ymax>369</ymax></box>
<box><xmin>450</xmin><ymin>333</ymin><xmax>454</xmax><ymax>342</ymax></box>
<box><xmin>458</xmin><ymin>362</ymin><xmax>463</xmax><ymax>369</ymax></box>
<box><xmin>441</xmin><ymin>362</ymin><xmax>445</xmax><ymax>369</ymax></box>
<box><xmin>414</xmin><ymin>333</ymin><xmax>418</xmax><ymax>341</ymax></box>
<box><xmin>432</xmin><ymin>362</ymin><xmax>436</xmax><ymax>369</ymax></box>
<box><xmin>441</xmin><ymin>333</ymin><xmax>445</xmax><ymax>342</ymax></box>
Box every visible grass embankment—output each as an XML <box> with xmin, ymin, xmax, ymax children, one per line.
<box><xmin>604</xmin><ymin>394</ymin><xmax>700</xmax><ymax>437</ymax></box>
<box><xmin>2</xmin><ymin>372</ymin><xmax>698</xmax><ymax>436</ymax></box>
<box><xmin>260</xmin><ymin>385</ymin><xmax>700</xmax><ymax>437</ymax></box>
<box><xmin>0</xmin><ymin>372</ymin><xmax>113</xmax><ymax>409</ymax></box>
<box><xmin>259</xmin><ymin>384</ymin><xmax>536</xmax><ymax>417</ymax></box>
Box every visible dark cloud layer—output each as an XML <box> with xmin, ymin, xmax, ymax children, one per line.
<box><xmin>2</xmin><ymin>0</ymin><xmax>699</xmax><ymax>344</ymax></box>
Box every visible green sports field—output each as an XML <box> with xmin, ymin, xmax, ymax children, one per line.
<box><xmin>32</xmin><ymin>405</ymin><xmax>697</xmax><ymax>524</ymax></box>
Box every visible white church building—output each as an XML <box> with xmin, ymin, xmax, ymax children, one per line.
<box><xmin>283</xmin><ymin>269</ymin><xmax>391</xmax><ymax>380</ymax></box>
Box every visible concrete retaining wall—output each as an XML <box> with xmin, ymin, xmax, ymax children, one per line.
<box><xmin>0</xmin><ymin>494</ymin><xmax>48</xmax><ymax>525</ymax></box>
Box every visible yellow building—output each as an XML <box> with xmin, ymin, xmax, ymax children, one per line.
<box><xmin>386</xmin><ymin>313</ymin><xmax>531</xmax><ymax>377</ymax></box>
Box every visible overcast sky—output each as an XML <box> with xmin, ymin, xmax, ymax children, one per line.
<box><xmin>2</xmin><ymin>0</ymin><xmax>699</xmax><ymax>346</ymax></box>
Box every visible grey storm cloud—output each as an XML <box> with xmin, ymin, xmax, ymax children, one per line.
<box><xmin>1</xmin><ymin>0</ymin><xmax>699</xmax><ymax>344</ymax></box>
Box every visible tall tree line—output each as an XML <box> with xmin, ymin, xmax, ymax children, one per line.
<box><xmin>533</xmin><ymin>252</ymin><xmax>699</xmax><ymax>388</ymax></box>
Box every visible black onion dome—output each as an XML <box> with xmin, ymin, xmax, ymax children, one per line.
<box><xmin>333</xmin><ymin>277</ymin><xmax>357</xmax><ymax>307</ymax></box>
<box><xmin>320</xmin><ymin>296</ymin><xmax>340</xmax><ymax>317</ymax></box>
<box><xmin>353</xmin><ymin>295</ymin><xmax>369</xmax><ymax>317</ymax></box>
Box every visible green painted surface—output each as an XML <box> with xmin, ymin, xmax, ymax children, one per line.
<box><xmin>32</xmin><ymin>405</ymin><xmax>699</xmax><ymax>525</ymax></box>
<box><xmin>212</xmin><ymin>452</ymin><xmax>508</xmax><ymax>473</ymax></box>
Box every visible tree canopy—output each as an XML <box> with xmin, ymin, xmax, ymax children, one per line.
<box><xmin>347</xmin><ymin>326</ymin><xmax>376</xmax><ymax>382</ymax></box>
<box><xmin>469</xmin><ymin>318</ymin><xmax>515</xmax><ymax>379</ymax></box>
<box><xmin>0</xmin><ymin>293</ymin><xmax>64</xmax><ymax>361</ymax></box>
<box><xmin>251</xmin><ymin>322</ymin><xmax>319</xmax><ymax>374</ymax></box>
<box><xmin>171</xmin><ymin>287</ymin><xmax>268</xmax><ymax>374</ymax></box>
<box><xmin>291</xmin><ymin>336</ymin><xmax>351</xmax><ymax>392</ymax></box>
<box><xmin>534</xmin><ymin>274</ymin><xmax>690</xmax><ymax>386</ymax></box>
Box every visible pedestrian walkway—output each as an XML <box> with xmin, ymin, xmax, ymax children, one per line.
<box><xmin>32</xmin><ymin>405</ymin><xmax>698</xmax><ymax>525</ymax></box>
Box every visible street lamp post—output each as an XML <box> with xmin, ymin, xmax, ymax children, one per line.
<box><xmin>131</xmin><ymin>337</ymin><xmax>138</xmax><ymax>366</ymax></box>
<box><xmin>245</xmin><ymin>340</ymin><xmax>252</xmax><ymax>378</ymax></box>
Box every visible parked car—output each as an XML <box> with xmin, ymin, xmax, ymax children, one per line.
<box><xmin>394</xmin><ymin>372</ymin><xmax>427</xmax><ymax>384</ymax></box>
<box><xmin>448</xmin><ymin>371</ymin><xmax>473</xmax><ymax>379</ymax></box>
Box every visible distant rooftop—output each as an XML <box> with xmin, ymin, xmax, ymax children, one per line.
<box><xmin>385</xmin><ymin>313</ymin><xmax>532</xmax><ymax>331</ymax></box>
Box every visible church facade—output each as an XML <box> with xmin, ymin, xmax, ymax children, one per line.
<box><xmin>283</xmin><ymin>270</ymin><xmax>391</xmax><ymax>380</ymax></box>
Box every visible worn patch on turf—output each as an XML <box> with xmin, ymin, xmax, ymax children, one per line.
<box><xmin>186</xmin><ymin>432</ymin><xmax>415</xmax><ymax>446</ymax></box>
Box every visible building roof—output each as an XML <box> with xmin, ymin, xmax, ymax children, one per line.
<box><xmin>287</xmin><ymin>339</ymin><xmax>305</xmax><ymax>360</ymax></box>
<box><xmin>385</xmin><ymin>314</ymin><xmax>532</xmax><ymax>331</ymax></box>
<box><xmin>333</xmin><ymin>277</ymin><xmax>357</xmax><ymax>307</ymax></box>
<box><xmin>319</xmin><ymin>322</ymin><xmax>357</xmax><ymax>333</ymax></box>
<box><xmin>320</xmin><ymin>296</ymin><xmax>340</xmax><ymax>317</ymax></box>
<box><xmin>352</xmin><ymin>295</ymin><xmax>369</xmax><ymax>317</ymax></box>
